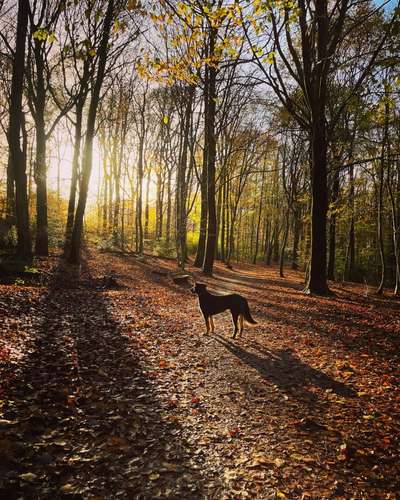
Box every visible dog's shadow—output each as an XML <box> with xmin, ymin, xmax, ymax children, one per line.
<box><xmin>213</xmin><ymin>334</ymin><xmax>355</xmax><ymax>399</ymax></box>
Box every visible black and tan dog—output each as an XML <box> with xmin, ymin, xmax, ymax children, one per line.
<box><xmin>191</xmin><ymin>283</ymin><xmax>257</xmax><ymax>338</ymax></box>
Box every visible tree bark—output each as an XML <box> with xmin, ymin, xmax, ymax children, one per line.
<box><xmin>376</xmin><ymin>94</ymin><xmax>389</xmax><ymax>294</ymax></box>
<box><xmin>64</xmin><ymin>100</ymin><xmax>84</xmax><ymax>254</ymax></box>
<box><xmin>68</xmin><ymin>0</ymin><xmax>114</xmax><ymax>264</ymax></box>
<box><xmin>176</xmin><ymin>87</ymin><xmax>193</xmax><ymax>269</ymax></box>
<box><xmin>305</xmin><ymin>117</ymin><xmax>329</xmax><ymax>294</ymax></box>
<box><xmin>279</xmin><ymin>209</ymin><xmax>290</xmax><ymax>277</ymax></box>
<box><xmin>292</xmin><ymin>209</ymin><xmax>300</xmax><ymax>269</ymax></box>
<box><xmin>144</xmin><ymin>169</ymin><xmax>150</xmax><ymax>240</ymax></box>
<box><xmin>202</xmin><ymin>28</ymin><xmax>218</xmax><ymax>275</ymax></box>
<box><xmin>8</xmin><ymin>0</ymin><xmax>31</xmax><ymax>260</ymax></box>
<box><xmin>327</xmin><ymin>167</ymin><xmax>340</xmax><ymax>280</ymax></box>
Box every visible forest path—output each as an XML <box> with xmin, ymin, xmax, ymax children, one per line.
<box><xmin>1</xmin><ymin>248</ymin><xmax>399</xmax><ymax>499</ymax></box>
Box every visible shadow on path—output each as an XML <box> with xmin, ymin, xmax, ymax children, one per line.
<box><xmin>0</xmin><ymin>253</ymin><xmax>212</xmax><ymax>499</ymax></box>
<box><xmin>214</xmin><ymin>335</ymin><xmax>355</xmax><ymax>400</ymax></box>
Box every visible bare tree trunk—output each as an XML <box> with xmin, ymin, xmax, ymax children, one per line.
<box><xmin>32</xmin><ymin>40</ymin><xmax>49</xmax><ymax>256</ymax></box>
<box><xmin>121</xmin><ymin>171</ymin><xmax>126</xmax><ymax>251</ymax></box>
<box><xmin>292</xmin><ymin>209</ymin><xmax>300</xmax><ymax>269</ymax></box>
<box><xmin>68</xmin><ymin>0</ymin><xmax>114</xmax><ymax>264</ymax></box>
<box><xmin>226</xmin><ymin>212</ymin><xmax>236</xmax><ymax>267</ymax></box>
<box><xmin>102</xmin><ymin>171</ymin><xmax>108</xmax><ymax>236</ymax></box>
<box><xmin>305</xmin><ymin>114</ymin><xmax>329</xmax><ymax>294</ymax></box>
<box><xmin>144</xmin><ymin>168</ymin><xmax>150</xmax><ymax>240</ymax></box>
<box><xmin>8</xmin><ymin>0</ymin><xmax>31</xmax><ymax>260</ymax></box>
<box><xmin>65</xmin><ymin>100</ymin><xmax>84</xmax><ymax>254</ymax></box>
<box><xmin>194</xmin><ymin>159</ymin><xmax>208</xmax><ymax>267</ymax></box>
<box><xmin>220</xmin><ymin>170</ymin><xmax>226</xmax><ymax>262</ymax></box>
<box><xmin>263</xmin><ymin>219</ymin><xmax>270</xmax><ymax>265</ymax></box>
<box><xmin>327</xmin><ymin>167</ymin><xmax>340</xmax><ymax>280</ymax></box>
<box><xmin>136</xmin><ymin>135</ymin><xmax>144</xmax><ymax>254</ymax></box>
<box><xmin>376</xmin><ymin>95</ymin><xmax>389</xmax><ymax>294</ymax></box>
<box><xmin>202</xmin><ymin>28</ymin><xmax>218</xmax><ymax>275</ymax></box>
<box><xmin>108</xmin><ymin>168</ymin><xmax>113</xmax><ymax>234</ymax></box>
<box><xmin>279</xmin><ymin>209</ymin><xmax>290</xmax><ymax>277</ymax></box>
<box><xmin>166</xmin><ymin>168</ymin><xmax>172</xmax><ymax>243</ymax></box>
<box><xmin>176</xmin><ymin>87</ymin><xmax>193</xmax><ymax>269</ymax></box>
<box><xmin>6</xmin><ymin>152</ymin><xmax>15</xmax><ymax>225</ymax></box>
<box><xmin>253</xmin><ymin>174</ymin><xmax>265</xmax><ymax>264</ymax></box>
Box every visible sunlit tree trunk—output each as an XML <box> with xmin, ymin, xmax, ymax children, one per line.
<box><xmin>64</xmin><ymin>99</ymin><xmax>84</xmax><ymax>254</ymax></box>
<box><xmin>68</xmin><ymin>0</ymin><xmax>114</xmax><ymax>264</ymax></box>
<box><xmin>144</xmin><ymin>169</ymin><xmax>150</xmax><ymax>240</ymax></box>
<box><xmin>136</xmin><ymin>133</ymin><xmax>144</xmax><ymax>254</ymax></box>
<box><xmin>176</xmin><ymin>86</ymin><xmax>193</xmax><ymax>269</ymax></box>
<box><xmin>166</xmin><ymin>168</ymin><xmax>172</xmax><ymax>243</ymax></box>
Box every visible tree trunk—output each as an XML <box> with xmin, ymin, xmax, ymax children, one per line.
<box><xmin>32</xmin><ymin>40</ymin><xmax>49</xmax><ymax>256</ymax></box>
<box><xmin>64</xmin><ymin>100</ymin><xmax>84</xmax><ymax>254</ymax></box>
<box><xmin>176</xmin><ymin>87</ymin><xmax>192</xmax><ymax>269</ymax></box>
<box><xmin>6</xmin><ymin>152</ymin><xmax>15</xmax><ymax>225</ymax></box>
<box><xmin>202</xmin><ymin>28</ymin><xmax>218</xmax><ymax>275</ymax></box>
<box><xmin>34</xmin><ymin>125</ymin><xmax>48</xmax><ymax>255</ymax></box>
<box><xmin>376</xmin><ymin>94</ymin><xmax>389</xmax><ymax>294</ymax></box>
<box><xmin>8</xmin><ymin>0</ymin><xmax>31</xmax><ymax>260</ymax></box>
<box><xmin>220</xmin><ymin>170</ymin><xmax>226</xmax><ymax>262</ymax></box>
<box><xmin>253</xmin><ymin>172</ymin><xmax>265</xmax><ymax>264</ymax></box>
<box><xmin>327</xmin><ymin>167</ymin><xmax>340</xmax><ymax>280</ymax></box>
<box><xmin>279</xmin><ymin>209</ymin><xmax>290</xmax><ymax>277</ymax></box>
<box><xmin>346</xmin><ymin>164</ymin><xmax>356</xmax><ymax>281</ymax></box>
<box><xmin>166</xmin><ymin>168</ymin><xmax>172</xmax><ymax>243</ymax></box>
<box><xmin>226</xmin><ymin>213</ymin><xmax>236</xmax><ymax>267</ymax></box>
<box><xmin>263</xmin><ymin>219</ymin><xmax>270</xmax><ymax>265</ymax></box>
<box><xmin>68</xmin><ymin>0</ymin><xmax>114</xmax><ymax>264</ymax></box>
<box><xmin>194</xmin><ymin>160</ymin><xmax>208</xmax><ymax>267</ymax></box>
<box><xmin>292</xmin><ymin>209</ymin><xmax>300</xmax><ymax>270</ymax></box>
<box><xmin>136</xmin><ymin>134</ymin><xmax>144</xmax><ymax>254</ymax></box>
<box><xmin>144</xmin><ymin>168</ymin><xmax>150</xmax><ymax>239</ymax></box>
<box><xmin>305</xmin><ymin>116</ymin><xmax>329</xmax><ymax>294</ymax></box>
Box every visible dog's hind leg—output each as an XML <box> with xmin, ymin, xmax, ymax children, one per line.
<box><xmin>203</xmin><ymin>315</ymin><xmax>210</xmax><ymax>335</ymax></box>
<box><xmin>239</xmin><ymin>314</ymin><xmax>244</xmax><ymax>336</ymax></box>
<box><xmin>231</xmin><ymin>312</ymin><xmax>239</xmax><ymax>339</ymax></box>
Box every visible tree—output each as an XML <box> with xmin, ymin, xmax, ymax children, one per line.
<box><xmin>8</xmin><ymin>0</ymin><xmax>31</xmax><ymax>260</ymax></box>
<box><xmin>68</xmin><ymin>0</ymin><xmax>115</xmax><ymax>264</ymax></box>
<box><xmin>245</xmin><ymin>0</ymin><xmax>397</xmax><ymax>294</ymax></box>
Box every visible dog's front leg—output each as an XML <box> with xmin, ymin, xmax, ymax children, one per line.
<box><xmin>209</xmin><ymin>316</ymin><xmax>215</xmax><ymax>334</ymax></box>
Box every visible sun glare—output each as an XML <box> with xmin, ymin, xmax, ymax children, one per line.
<box><xmin>47</xmin><ymin>139</ymin><xmax>102</xmax><ymax>203</ymax></box>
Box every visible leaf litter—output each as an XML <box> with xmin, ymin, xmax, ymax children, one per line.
<box><xmin>0</xmin><ymin>247</ymin><xmax>399</xmax><ymax>499</ymax></box>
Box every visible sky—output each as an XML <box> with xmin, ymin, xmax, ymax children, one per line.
<box><xmin>377</xmin><ymin>0</ymin><xmax>398</xmax><ymax>11</ymax></box>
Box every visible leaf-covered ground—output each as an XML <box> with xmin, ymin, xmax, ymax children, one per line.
<box><xmin>1</xmin><ymin>248</ymin><xmax>399</xmax><ymax>499</ymax></box>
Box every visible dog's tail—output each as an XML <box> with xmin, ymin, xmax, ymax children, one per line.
<box><xmin>243</xmin><ymin>300</ymin><xmax>257</xmax><ymax>324</ymax></box>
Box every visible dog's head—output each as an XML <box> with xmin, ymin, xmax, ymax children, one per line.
<box><xmin>191</xmin><ymin>282</ymin><xmax>207</xmax><ymax>295</ymax></box>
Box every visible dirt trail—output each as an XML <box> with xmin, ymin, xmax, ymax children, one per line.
<box><xmin>1</xmin><ymin>249</ymin><xmax>399</xmax><ymax>499</ymax></box>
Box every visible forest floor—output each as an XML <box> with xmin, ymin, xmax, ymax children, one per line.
<box><xmin>0</xmin><ymin>247</ymin><xmax>399</xmax><ymax>499</ymax></box>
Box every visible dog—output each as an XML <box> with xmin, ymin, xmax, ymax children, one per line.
<box><xmin>191</xmin><ymin>283</ymin><xmax>257</xmax><ymax>338</ymax></box>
